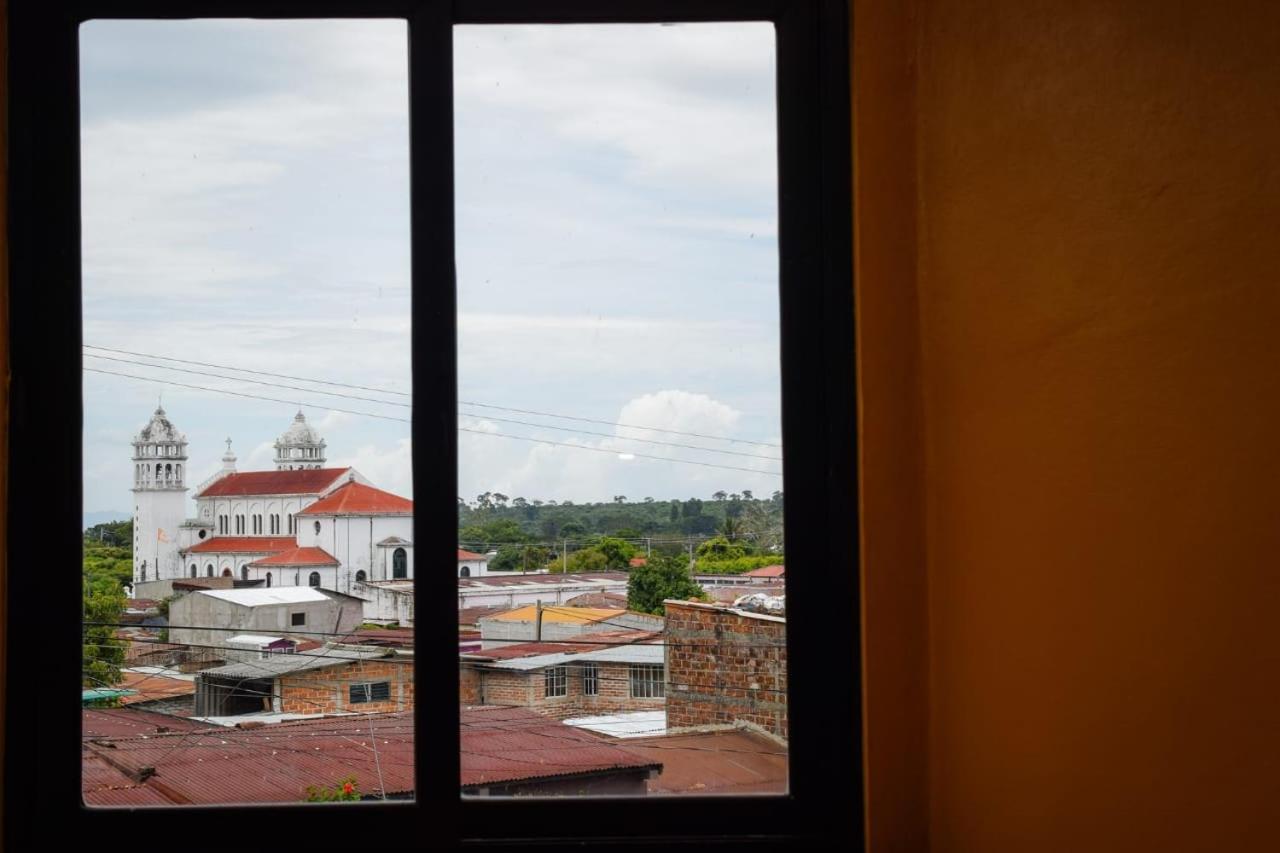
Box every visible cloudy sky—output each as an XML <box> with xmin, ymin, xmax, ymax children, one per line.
<box><xmin>80</xmin><ymin>19</ymin><xmax>781</xmax><ymax>519</ymax></box>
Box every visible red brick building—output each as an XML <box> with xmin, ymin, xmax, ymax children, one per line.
<box><xmin>461</xmin><ymin>631</ymin><xmax>665</xmax><ymax>717</ymax></box>
<box><xmin>663</xmin><ymin>600</ymin><xmax>788</xmax><ymax>740</ymax></box>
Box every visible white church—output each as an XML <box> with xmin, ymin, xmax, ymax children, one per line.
<box><xmin>130</xmin><ymin>406</ymin><xmax>414</xmax><ymax>598</ymax></box>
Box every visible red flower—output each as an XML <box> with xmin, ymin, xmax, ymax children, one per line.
<box><xmin>342</xmin><ymin>782</ymin><xmax>355</xmax><ymax>795</ymax></box>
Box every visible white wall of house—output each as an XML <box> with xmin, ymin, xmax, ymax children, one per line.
<box><xmin>296</xmin><ymin>514</ymin><xmax>414</xmax><ymax>589</ymax></box>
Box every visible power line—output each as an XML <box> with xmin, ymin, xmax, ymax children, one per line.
<box><xmin>85</xmin><ymin>351</ymin><xmax>781</xmax><ymax>461</ymax></box>
<box><xmin>84</xmin><ymin>342</ymin><xmax>780</xmax><ymax>448</ymax></box>
<box><xmin>85</xmin><ymin>367</ymin><xmax>783</xmax><ymax>476</ymax></box>
<box><xmin>458</xmin><ymin>428</ymin><xmax>781</xmax><ymax>477</ymax></box>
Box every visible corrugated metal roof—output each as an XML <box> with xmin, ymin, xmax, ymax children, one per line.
<box><xmin>198</xmin><ymin>587</ymin><xmax>331</xmax><ymax>606</ymax></box>
<box><xmin>482</xmin><ymin>605</ymin><xmax>622</xmax><ymax>624</ymax></box>
<box><xmin>200</xmin><ymin>647</ymin><xmax>390</xmax><ymax>679</ymax></box>
<box><xmin>460</xmin><ymin>706</ymin><xmax>660</xmax><ymax>788</ymax></box>
<box><xmin>82</xmin><ymin>707</ymin><xmax>661</xmax><ymax>804</ymax></box>
<box><xmin>485</xmin><ymin>643</ymin><xmax>664</xmax><ymax>672</ymax></box>
<box><xmin>226</xmin><ymin>634</ymin><xmax>285</xmax><ymax>645</ymax></box>
<box><xmin>624</xmin><ymin>729</ymin><xmax>788</xmax><ymax>795</ymax></box>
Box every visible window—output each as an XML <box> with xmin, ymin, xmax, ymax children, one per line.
<box><xmin>582</xmin><ymin>662</ymin><xmax>599</xmax><ymax>696</ymax></box>
<box><xmin>241</xmin><ymin>567</ymin><xmax>249</xmax><ymax>581</ymax></box>
<box><xmin>392</xmin><ymin>547</ymin><xmax>407</xmax><ymax>579</ymax></box>
<box><xmin>206</xmin><ymin>564</ymin><xmax>214</xmax><ymax>577</ymax></box>
<box><xmin>290</xmin><ymin>613</ymin><xmax>306</xmax><ymax>628</ymax></box>
<box><xmin>313</xmin><ymin>520</ymin><xmax>321</xmax><ymax>535</ymax></box>
<box><xmin>266</xmin><ymin>572</ymin><xmax>272</xmax><ymax>588</ymax></box>
<box><xmin>350</xmin><ymin>681</ymin><xmax>392</xmax><ymax>704</ymax></box>
<box><xmin>355</xmin><ymin>570</ymin><xmax>366</xmax><ymax>583</ymax></box>
<box><xmin>544</xmin><ymin>666</ymin><xmax>568</xmax><ymax>698</ymax></box>
<box><xmin>308</xmin><ymin>572</ymin><xmax>321</xmax><ymax>587</ymax></box>
<box><xmin>15</xmin><ymin>0</ymin><xmax>855</xmax><ymax>845</ymax></box>
<box><xmin>190</xmin><ymin>564</ymin><xmax>197</xmax><ymax>578</ymax></box>
<box><xmin>629</xmin><ymin>664</ymin><xmax>664</xmax><ymax>699</ymax></box>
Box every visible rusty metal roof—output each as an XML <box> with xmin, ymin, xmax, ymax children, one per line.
<box><xmin>460</xmin><ymin>706</ymin><xmax>660</xmax><ymax>788</ymax></box>
<box><xmin>81</xmin><ymin>706</ymin><xmax>663</xmax><ymax>805</ymax></box>
<box><xmin>623</xmin><ymin>729</ymin><xmax>788</xmax><ymax>795</ymax></box>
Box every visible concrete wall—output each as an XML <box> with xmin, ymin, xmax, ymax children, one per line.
<box><xmin>457</xmin><ymin>577</ymin><xmax>628</xmax><ymax>610</ymax></box>
<box><xmin>169</xmin><ymin>592</ymin><xmax>363</xmax><ymax>651</ymax></box>
<box><xmin>664</xmin><ymin>601</ymin><xmax>787</xmax><ymax>740</ymax></box>
<box><xmin>354</xmin><ymin>582</ymin><xmax>415</xmax><ymax>626</ymax></box>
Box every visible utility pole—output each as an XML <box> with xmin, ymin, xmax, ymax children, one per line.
<box><xmin>563</xmin><ymin>539</ymin><xmax>568</xmax><ymax>574</ymax></box>
<box><xmin>535</xmin><ymin>599</ymin><xmax>544</xmax><ymax>642</ymax></box>
<box><xmin>646</xmin><ymin>537</ymin><xmax>651</xmax><ymax>558</ymax></box>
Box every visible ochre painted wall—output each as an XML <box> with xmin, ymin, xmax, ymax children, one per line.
<box><xmin>910</xmin><ymin>1</ymin><xmax>1280</xmax><ymax>850</ymax></box>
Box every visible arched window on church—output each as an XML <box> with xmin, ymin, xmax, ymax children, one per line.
<box><xmin>165</xmin><ymin>463</ymin><xmax>172</xmax><ymax>483</ymax></box>
<box><xmin>140</xmin><ymin>561</ymin><xmax>147</xmax><ymax>582</ymax></box>
<box><xmin>308</xmin><ymin>572</ymin><xmax>321</xmax><ymax>587</ymax></box>
<box><xmin>175</xmin><ymin>464</ymin><xmax>182</xmax><ymax>482</ymax></box>
<box><xmin>393</xmin><ymin>547</ymin><xmax>408</xmax><ymax>579</ymax></box>
<box><xmin>241</xmin><ymin>567</ymin><xmax>249</xmax><ymax>581</ymax></box>
<box><xmin>222</xmin><ymin>568</ymin><xmax>232</xmax><ymax>577</ymax></box>
<box><xmin>206</xmin><ymin>564</ymin><xmax>214</xmax><ymax>577</ymax></box>
<box><xmin>355</xmin><ymin>570</ymin><xmax>366</xmax><ymax>583</ymax></box>
<box><xmin>266</xmin><ymin>573</ymin><xmax>272</xmax><ymax>588</ymax></box>
<box><xmin>190</xmin><ymin>564</ymin><xmax>197</xmax><ymax>578</ymax></box>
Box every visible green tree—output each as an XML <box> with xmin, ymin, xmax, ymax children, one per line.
<box><xmin>596</xmin><ymin>537</ymin><xmax>637</xmax><ymax>570</ymax></box>
<box><xmin>626</xmin><ymin>553</ymin><xmax>706</xmax><ymax>615</ymax></box>
<box><xmin>83</xmin><ymin>577</ymin><xmax>126</xmax><ymax>688</ymax></box>
<box><xmin>696</xmin><ymin>535</ymin><xmax>748</xmax><ymax>562</ymax></box>
<box><xmin>565</xmin><ymin>548</ymin><xmax>608</xmax><ymax>573</ymax></box>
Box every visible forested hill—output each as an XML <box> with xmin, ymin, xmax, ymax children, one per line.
<box><xmin>457</xmin><ymin>491</ymin><xmax>784</xmax><ymax>552</ymax></box>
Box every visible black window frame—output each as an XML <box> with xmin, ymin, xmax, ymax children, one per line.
<box><xmin>6</xmin><ymin>0</ymin><xmax>858</xmax><ymax>848</ymax></box>
<box><xmin>350</xmin><ymin>680</ymin><xmax>393</xmax><ymax>704</ymax></box>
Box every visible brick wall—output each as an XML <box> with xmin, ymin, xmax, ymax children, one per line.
<box><xmin>280</xmin><ymin>658</ymin><xmax>414</xmax><ymax>715</ymax></box>
<box><xmin>664</xmin><ymin>601</ymin><xmax>788</xmax><ymax>740</ymax></box>
<box><xmin>467</xmin><ymin>660</ymin><xmax>665</xmax><ymax>717</ymax></box>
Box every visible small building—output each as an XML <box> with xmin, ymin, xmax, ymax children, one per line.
<box><xmin>461</xmin><ymin>632</ymin><xmax>665</xmax><ymax>717</ymax></box>
<box><xmin>355</xmin><ymin>579</ymin><xmax>415</xmax><ymax>625</ymax></box>
<box><xmin>457</xmin><ymin>548</ymin><xmax>491</xmax><ymax>577</ymax></box>
<box><xmin>742</xmin><ymin>564</ymin><xmax>785</xmax><ymax>582</ymax></box>
<box><xmin>477</xmin><ymin>604</ymin><xmax>663</xmax><ymax>650</ymax></box>
<box><xmin>169</xmin><ymin>587</ymin><xmax>365</xmax><ymax>656</ymax></box>
<box><xmin>663</xmin><ymin>599</ymin><xmax>788</xmax><ymax>741</ymax></box>
<box><xmin>224</xmin><ymin>634</ymin><xmax>298</xmax><ymax>662</ymax></box>
<box><xmin>193</xmin><ymin>646</ymin><xmax>411</xmax><ymax>717</ymax></box>
<box><xmin>457</xmin><ymin>571</ymin><xmax>630</xmax><ymax>610</ymax></box>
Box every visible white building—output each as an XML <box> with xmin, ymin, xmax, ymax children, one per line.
<box><xmin>130</xmin><ymin>407</ymin><xmax>415</xmax><ymax>603</ymax></box>
<box><xmin>169</xmin><ymin>586</ymin><xmax>365</xmax><ymax>653</ymax></box>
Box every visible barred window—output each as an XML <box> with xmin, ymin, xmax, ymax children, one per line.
<box><xmin>629</xmin><ymin>664</ymin><xmax>664</xmax><ymax>699</ymax></box>
<box><xmin>582</xmin><ymin>662</ymin><xmax>599</xmax><ymax>696</ymax></box>
<box><xmin>544</xmin><ymin>665</ymin><xmax>568</xmax><ymax>698</ymax></box>
<box><xmin>350</xmin><ymin>681</ymin><xmax>391</xmax><ymax>704</ymax></box>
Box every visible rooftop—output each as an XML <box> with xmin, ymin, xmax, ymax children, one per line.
<box><xmin>246</xmin><ymin>546</ymin><xmax>340</xmax><ymax>567</ymax></box>
<box><xmin>743</xmin><ymin>564</ymin><xmax>786</xmax><ymax>578</ymax></box>
<box><xmin>194</xmin><ymin>467</ymin><xmax>350</xmax><ymax>498</ymax></box>
<box><xmin>185</xmin><ymin>536</ymin><xmax>296</xmax><ymax>555</ymax></box>
<box><xmin>458</xmin><ymin>571</ymin><xmax>628</xmax><ymax>590</ymax></box>
<box><xmin>625</xmin><ymin>729</ymin><xmax>789</xmax><ymax>795</ymax></box>
<box><xmin>460</xmin><ymin>706</ymin><xmax>661</xmax><ymax>789</ymax></box>
<box><xmin>480</xmin><ymin>604</ymin><xmax>625</xmax><ymax>625</ymax></box>
<box><xmin>197</xmin><ymin>587</ymin><xmax>332</xmax><ymax>607</ymax></box>
<box><xmin>200</xmin><ymin>646</ymin><xmax>392</xmax><ymax>679</ymax></box>
<box><xmin>297</xmin><ymin>480</ymin><xmax>412</xmax><ymax>516</ymax></box>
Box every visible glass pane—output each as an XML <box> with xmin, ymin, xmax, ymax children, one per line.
<box><xmin>79</xmin><ymin>19</ymin><xmax>414</xmax><ymax>806</ymax></box>
<box><xmin>455</xmin><ymin>23</ymin><xmax>787</xmax><ymax>798</ymax></box>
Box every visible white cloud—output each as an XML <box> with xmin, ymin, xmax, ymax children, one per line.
<box><xmin>334</xmin><ymin>438</ymin><xmax>413</xmax><ymax>500</ymax></box>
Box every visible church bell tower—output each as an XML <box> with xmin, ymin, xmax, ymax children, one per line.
<box><xmin>131</xmin><ymin>405</ymin><xmax>189</xmax><ymax>586</ymax></box>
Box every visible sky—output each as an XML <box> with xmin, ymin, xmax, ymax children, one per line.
<box><xmin>80</xmin><ymin>19</ymin><xmax>781</xmax><ymax>519</ymax></box>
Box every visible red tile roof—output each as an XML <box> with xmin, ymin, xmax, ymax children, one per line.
<box><xmin>629</xmin><ymin>557</ymin><xmax>648</xmax><ymax>567</ymax></box>
<box><xmin>195</xmin><ymin>468</ymin><xmax>350</xmax><ymax>498</ymax></box>
<box><xmin>458</xmin><ymin>548</ymin><xmax>487</xmax><ymax>560</ymax></box>
<box><xmin>463</xmin><ymin>630</ymin><xmax>659</xmax><ymax>662</ymax></box>
<box><xmin>247</xmin><ymin>546</ymin><xmax>339</xmax><ymax>567</ymax></box>
<box><xmin>186</xmin><ymin>536</ymin><xmax>297</xmax><ymax>554</ymax></box>
<box><xmin>460</xmin><ymin>706</ymin><xmax>660</xmax><ymax>788</ymax></box>
<box><xmin>297</xmin><ymin>481</ymin><xmax>412</xmax><ymax>516</ymax></box>
<box><xmin>743</xmin><ymin>564</ymin><xmax>786</xmax><ymax>578</ymax></box>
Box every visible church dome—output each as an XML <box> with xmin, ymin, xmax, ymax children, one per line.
<box><xmin>278</xmin><ymin>411</ymin><xmax>324</xmax><ymax>446</ymax></box>
<box><xmin>274</xmin><ymin>411</ymin><xmax>327</xmax><ymax>470</ymax></box>
<box><xmin>134</xmin><ymin>406</ymin><xmax>185</xmax><ymax>444</ymax></box>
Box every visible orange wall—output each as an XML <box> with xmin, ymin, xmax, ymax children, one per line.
<box><xmin>900</xmin><ymin>0</ymin><xmax>1279</xmax><ymax>850</ymax></box>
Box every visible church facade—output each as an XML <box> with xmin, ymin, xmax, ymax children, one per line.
<box><xmin>130</xmin><ymin>407</ymin><xmax>413</xmax><ymax>598</ymax></box>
